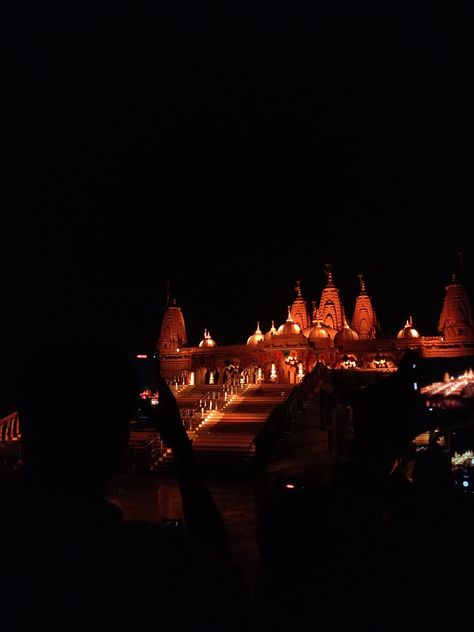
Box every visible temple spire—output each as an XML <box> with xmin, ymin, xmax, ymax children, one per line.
<box><xmin>157</xmin><ymin>291</ymin><xmax>188</xmax><ymax>353</ymax></box>
<box><xmin>166</xmin><ymin>279</ymin><xmax>171</xmax><ymax>307</ymax></box>
<box><xmin>312</xmin><ymin>308</ymin><xmax>322</xmax><ymax>324</ymax></box>
<box><xmin>438</xmin><ymin>272</ymin><xmax>474</xmax><ymax>340</ymax></box>
<box><xmin>351</xmin><ymin>274</ymin><xmax>378</xmax><ymax>339</ymax></box>
<box><xmin>290</xmin><ymin>281</ymin><xmax>310</xmax><ymax>330</ymax></box>
<box><xmin>319</xmin><ymin>264</ymin><xmax>344</xmax><ymax>334</ymax></box>
<box><xmin>324</xmin><ymin>263</ymin><xmax>334</xmax><ymax>287</ymax></box>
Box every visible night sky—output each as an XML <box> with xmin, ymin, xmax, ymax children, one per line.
<box><xmin>1</xmin><ymin>1</ymin><xmax>472</xmax><ymax>400</ymax></box>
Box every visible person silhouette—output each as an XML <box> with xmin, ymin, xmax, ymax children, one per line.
<box><xmin>0</xmin><ymin>343</ymin><xmax>247</xmax><ymax>631</ymax></box>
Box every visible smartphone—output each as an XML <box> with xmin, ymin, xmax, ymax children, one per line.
<box><xmin>450</xmin><ymin>424</ymin><xmax>474</xmax><ymax>494</ymax></box>
<box><xmin>130</xmin><ymin>351</ymin><xmax>160</xmax><ymax>425</ymax></box>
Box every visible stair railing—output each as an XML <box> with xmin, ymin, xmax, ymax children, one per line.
<box><xmin>0</xmin><ymin>412</ymin><xmax>21</xmax><ymax>443</ymax></box>
<box><xmin>253</xmin><ymin>363</ymin><xmax>326</xmax><ymax>464</ymax></box>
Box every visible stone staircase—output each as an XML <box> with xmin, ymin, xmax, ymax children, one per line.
<box><xmin>0</xmin><ymin>383</ymin><xmax>296</xmax><ymax>474</ymax></box>
<box><xmin>174</xmin><ymin>385</ymin><xmax>221</xmax><ymax>406</ymax></box>
<box><xmin>128</xmin><ymin>430</ymin><xmax>162</xmax><ymax>473</ymax></box>
<box><xmin>158</xmin><ymin>384</ymin><xmax>294</xmax><ymax>468</ymax></box>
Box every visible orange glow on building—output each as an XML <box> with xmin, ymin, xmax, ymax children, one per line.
<box><xmin>158</xmin><ymin>268</ymin><xmax>474</xmax><ymax>385</ymax></box>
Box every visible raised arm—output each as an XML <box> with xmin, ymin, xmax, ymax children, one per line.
<box><xmin>150</xmin><ymin>375</ymin><xmax>232</xmax><ymax>564</ymax></box>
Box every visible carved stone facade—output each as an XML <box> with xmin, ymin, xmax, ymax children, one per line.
<box><xmin>351</xmin><ymin>275</ymin><xmax>378</xmax><ymax>339</ymax></box>
<box><xmin>318</xmin><ymin>265</ymin><xmax>344</xmax><ymax>335</ymax></box>
<box><xmin>158</xmin><ymin>270</ymin><xmax>474</xmax><ymax>384</ymax></box>
<box><xmin>438</xmin><ymin>276</ymin><xmax>474</xmax><ymax>340</ymax></box>
<box><xmin>290</xmin><ymin>280</ymin><xmax>310</xmax><ymax>331</ymax></box>
<box><xmin>157</xmin><ymin>299</ymin><xmax>187</xmax><ymax>353</ymax></box>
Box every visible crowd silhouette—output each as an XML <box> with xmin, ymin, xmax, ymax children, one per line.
<box><xmin>254</xmin><ymin>352</ymin><xmax>474</xmax><ymax>631</ymax></box>
<box><xmin>2</xmin><ymin>344</ymin><xmax>474</xmax><ymax>631</ymax></box>
<box><xmin>0</xmin><ymin>344</ymin><xmax>248</xmax><ymax>631</ymax></box>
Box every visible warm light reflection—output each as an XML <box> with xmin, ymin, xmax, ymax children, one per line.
<box><xmin>140</xmin><ymin>388</ymin><xmax>158</xmax><ymax>400</ymax></box>
<box><xmin>270</xmin><ymin>363</ymin><xmax>278</xmax><ymax>383</ymax></box>
<box><xmin>452</xmin><ymin>450</ymin><xmax>474</xmax><ymax>466</ymax></box>
<box><xmin>297</xmin><ymin>362</ymin><xmax>304</xmax><ymax>382</ymax></box>
<box><xmin>421</xmin><ymin>368</ymin><xmax>474</xmax><ymax>408</ymax></box>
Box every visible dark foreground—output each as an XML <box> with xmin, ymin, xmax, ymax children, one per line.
<box><xmin>106</xmin><ymin>400</ymin><xmax>474</xmax><ymax>632</ymax></box>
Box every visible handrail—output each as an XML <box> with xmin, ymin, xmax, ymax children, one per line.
<box><xmin>145</xmin><ymin>432</ymin><xmax>165</xmax><ymax>468</ymax></box>
<box><xmin>178</xmin><ymin>374</ymin><xmax>247</xmax><ymax>431</ymax></box>
<box><xmin>253</xmin><ymin>363</ymin><xmax>326</xmax><ymax>463</ymax></box>
<box><xmin>167</xmin><ymin>369</ymin><xmax>190</xmax><ymax>388</ymax></box>
<box><xmin>0</xmin><ymin>411</ymin><xmax>21</xmax><ymax>443</ymax></box>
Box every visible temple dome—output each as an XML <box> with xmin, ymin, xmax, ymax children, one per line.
<box><xmin>277</xmin><ymin>307</ymin><xmax>302</xmax><ymax>335</ymax></box>
<box><xmin>309</xmin><ymin>322</ymin><xmax>329</xmax><ymax>342</ymax></box>
<box><xmin>334</xmin><ymin>318</ymin><xmax>359</xmax><ymax>345</ymax></box>
<box><xmin>397</xmin><ymin>317</ymin><xmax>420</xmax><ymax>339</ymax></box>
<box><xmin>304</xmin><ymin>309</ymin><xmax>330</xmax><ymax>342</ymax></box>
<box><xmin>264</xmin><ymin>320</ymin><xmax>278</xmax><ymax>341</ymax></box>
<box><xmin>199</xmin><ymin>329</ymin><xmax>217</xmax><ymax>347</ymax></box>
<box><xmin>247</xmin><ymin>322</ymin><xmax>265</xmax><ymax>345</ymax></box>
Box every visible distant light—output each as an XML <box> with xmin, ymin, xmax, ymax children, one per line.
<box><xmin>428</xmin><ymin>407</ymin><xmax>433</xmax><ymax>412</ymax></box>
<box><xmin>412</xmin><ymin>364</ymin><xmax>416</xmax><ymax>369</ymax></box>
<box><xmin>286</xmin><ymin>483</ymin><xmax>295</xmax><ymax>489</ymax></box>
<box><xmin>136</xmin><ymin>354</ymin><xmax>148</xmax><ymax>359</ymax></box>
<box><xmin>151</xmin><ymin>397</ymin><xmax>159</xmax><ymax>406</ymax></box>
<box><xmin>463</xmin><ymin>481</ymin><xmax>469</xmax><ymax>488</ymax></box>
<box><xmin>176</xmin><ymin>348</ymin><xmax>180</xmax><ymax>352</ymax></box>
<box><xmin>413</xmin><ymin>382</ymin><xmax>418</xmax><ymax>391</ymax></box>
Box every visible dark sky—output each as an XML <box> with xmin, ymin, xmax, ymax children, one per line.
<box><xmin>1</xmin><ymin>0</ymin><xmax>472</xmax><ymax>392</ymax></box>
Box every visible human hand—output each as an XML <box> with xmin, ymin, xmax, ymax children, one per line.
<box><xmin>145</xmin><ymin>376</ymin><xmax>192</xmax><ymax>457</ymax></box>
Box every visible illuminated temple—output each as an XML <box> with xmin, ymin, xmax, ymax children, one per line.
<box><xmin>158</xmin><ymin>266</ymin><xmax>474</xmax><ymax>385</ymax></box>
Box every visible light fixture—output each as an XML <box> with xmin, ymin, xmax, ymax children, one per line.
<box><xmin>270</xmin><ymin>363</ymin><xmax>278</xmax><ymax>382</ymax></box>
<box><xmin>374</xmin><ymin>353</ymin><xmax>387</xmax><ymax>370</ymax></box>
<box><xmin>297</xmin><ymin>362</ymin><xmax>304</xmax><ymax>382</ymax></box>
<box><xmin>284</xmin><ymin>353</ymin><xmax>298</xmax><ymax>367</ymax></box>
